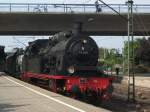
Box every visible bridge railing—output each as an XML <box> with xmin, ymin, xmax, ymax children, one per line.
<box><xmin>0</xmin><ymin>3</ymin><xmax>149</xmax><ymax>13</ymax></box>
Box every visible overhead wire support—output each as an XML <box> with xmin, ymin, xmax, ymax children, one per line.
<box><xmin>98</xmin><ymin>0</ymin><xmax>128</xmax><ymax>22</ymax></box>
<box><xmin>98</xmin><ymin>0</ymin><xmax>135</xmax><ymax>102</ymax></box>
<box><xmin>12</xmin><ymin>37</ymin><xmax>27</xmax><ymax>47</ymax></box>
<box><xmin>126</xmin><ymin>0</ymin><xmax>135</xmax><ymax>103</ymax></box>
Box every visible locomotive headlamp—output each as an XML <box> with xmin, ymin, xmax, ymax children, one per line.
<box><xmin>83</xmin><ymin>39</ymin><xmax>87</xmax><ymax>44</ymax></box>
<box><xmin>68</xmin><ymin>66</ymin><xmax>75</xmax><ymax>74</ymax></box>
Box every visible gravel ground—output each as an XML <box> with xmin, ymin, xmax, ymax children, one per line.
<box><xmin>101</xmin><ymin>82</ymin><xmax>150</xmax><ymax>112</ymax></box>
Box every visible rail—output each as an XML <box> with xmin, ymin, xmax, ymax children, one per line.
<box><xmin>0</xmin><ymin>3</ymin><xmax>149</xmax><ymax>13</ymax></box>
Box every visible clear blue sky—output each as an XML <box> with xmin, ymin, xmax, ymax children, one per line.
<box><xmin>0</xmin><ymin>0</ymin><xmax>148</xmax><ymax>51</ymax></box>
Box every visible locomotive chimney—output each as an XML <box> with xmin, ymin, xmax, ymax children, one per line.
<box><xmin>72</xmin><ymin>22</ymin><xmax>82</xmax><ymax>36</ymax></box>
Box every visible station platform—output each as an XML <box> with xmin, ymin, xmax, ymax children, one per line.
<box><xmin>0</xmin><ymin>73</ymin><xmax>111</xmax><ymax>112</ymax></box>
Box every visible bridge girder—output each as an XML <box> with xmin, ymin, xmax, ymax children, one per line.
<box><xmin>0</xmin><ymin>13</ymin><xmax>149</xmax><ymax>36</ymax></box>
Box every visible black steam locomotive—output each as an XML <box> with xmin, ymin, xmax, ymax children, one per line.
<box><xmin>23</xmin><ymin>32</ymin><xmax>99</xmax><ymax>76</ymax></box>
<box><xmin>6</xmin><ymin>31</ymin><xmax>113</xmax><ymax>102</ymax></box>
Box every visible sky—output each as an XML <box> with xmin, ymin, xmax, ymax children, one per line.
<box><xmin>0</xmin><ymin>36</ymin><xmax>140</xmax><ymax>52</ymax></box>
<box><xmin>0</xmin><ymin>0</ymin><xmax>149</xmax><ymax>52</ymax></box>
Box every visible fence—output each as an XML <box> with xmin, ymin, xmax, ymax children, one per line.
<box><xmin>0</xmin><ymin>3</ymin><xmax>149</xmax><ymax>13</ymax></box>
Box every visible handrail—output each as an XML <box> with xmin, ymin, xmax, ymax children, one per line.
<box><xmin>0</xmin><ymin>3</ymin><xmax>149</xmax><ymax>13</ymax></box>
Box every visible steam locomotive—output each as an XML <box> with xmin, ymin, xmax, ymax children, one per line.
<box><xmin>6</xmin><ymin>31</ymin><xmax>113</xmax><ymax>102</ymax></box>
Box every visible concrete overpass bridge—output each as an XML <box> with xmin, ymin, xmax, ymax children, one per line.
<box><xmin>0</xmin><ymin>3</ymin><xmax>150</xmax><ymax>36</ymax></box>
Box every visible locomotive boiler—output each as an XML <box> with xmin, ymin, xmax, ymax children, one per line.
<box><xmin>48</xmin><ymin>32</ymin><xmax>99</xmax><ymax>76</ymax></box>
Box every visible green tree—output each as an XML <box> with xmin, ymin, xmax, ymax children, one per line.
<box><xmin>123</xmin><ymin>38</ymin><xmax>140</xmax><ymax>65</ymax></box>
<box><xmin>136</xmin><ymin>37</ymin><xmax>150</xmax><ymax>66</ymax></box>
<box><xmin>99</xmin><ymin>48</ymin><xmax>122</xmax><ymax>71</ymax></box>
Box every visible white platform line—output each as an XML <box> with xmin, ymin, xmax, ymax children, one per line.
<box><xmin>4</xmin><ymin>76</ymin><xmax>86</xmax><ymax>112</ymax></box>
